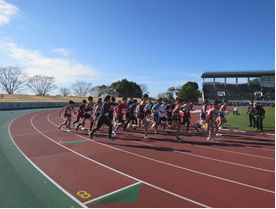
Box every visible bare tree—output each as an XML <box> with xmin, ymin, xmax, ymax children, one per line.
<box><xmin>91</xmin><ymin>85</ymin><xmax>117</xmax><ymax>97</ymax></box>
<box><xmin>0</xmin><ymin>66</ymin><xmax>27</xmax><ymax>94</ymax></box>
<box><xmin>72</xmin><ymin>81</ymin><xmax>92</xmax><ymax>96</ymax></box>
<box><xmin>27</xmin><ymin>75</ymin><xmax>57</xmax><ymax>96</ymax></box>
<box><xmin>157</xmin><ymin>92</ymin><xmax>167</xmax><ymax>99</ymax></box>
<box><xmin>60</xmin><ymin>87</ymin><xmax>70</xmax><ymax>96</ymax></box>
<box><xmin>139</xmin><ymin>83</ymin><xmax>149</xmax><ymax>95</ymax></box>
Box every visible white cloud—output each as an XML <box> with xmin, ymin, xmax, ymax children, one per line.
<box><xmin>0</xmin><ymin>41</ymin><xmax>97</xmax><ymax>84</ymax></box>
<box><xmin>0</xmin><ymin>0</ymin><xmax>18</xmax><ymax>26</ymax></box>
<box><xmin>52</xmin><ymin>48</ymin><xmax>69</xmax><ymax>56</ymax></box>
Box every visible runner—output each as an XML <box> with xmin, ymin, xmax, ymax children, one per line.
<box><xmin>73</xmin><ymin>99</ymin><xmax>86</xmax><ymax>125</ymax></box>
<box><xmin>181</xmin><ymin>100</ymin><xmax>193</xmax><ymax>133</ymax></box>
<box><xmin>109</xmin><ymin>97</ymin><xmax>116</xmax><ymax>124</ymax></box>
<box><xmin>216</xmin><ymin>99</ymin><xmax>228</xmax><ymax>136</ymax></box>
<box><xmin>206</xmin><ymin>100</ymin><xmax>220</xmax><ymax>141</ymax></box>
<box><xmin>195</xmin><ymin>100</ymin><xmax>209</xmax><ymax>133</ymax></box>
<box><xmin>151</xmin><ymin>98</ymin><xmax>162</xmax><ymax>133</ymax></box>
<box><xmin>94</xmin><ymin>98</ymin><xmax>102</xmax><ymax>126</ymax></box>
<box><xmin>75</xmin><ymin>96</ymin><xmax>94</xmax><ymax>134</ymax></box>
<box><xmin>90</xmin><ymin>95</ymin><xmax>113</xmax><ymax>140</ymax></box>
<box><xmin>137</xmin><ymin>94</ymin><xmax>150</xmax><ymax>140</ymax></box>
<box><xmin>166</xmin><ymin>100</ymin><xmax>174</xmax><ymax>126</ymax></box>
<box><xmin>58</xmin><ymin>100</ymin><xmax>76</xmax><ymax>132</ymax></box>
<box><xmin>125</xmin><ymin>97</ymin><xmax>134</xmax><ymax>126</ymax></box>
<box><xmin>159</xmin><ymin>99</ymin><xmax>168</xmax><ymax>132</ymax></box>
<box><xmin>124</xmin><ymin>99</ymin><xmax>138</xmax><ymax>130</ymax></box>
<box><xmin>172</xmin><ymin>98</ymin><xmax>184</xmax><ymax>142</ymax></box>
<box><xmin>113</xmin><ymin>97</ymin><xmax>128</xmax><ymax>135</ymax></box>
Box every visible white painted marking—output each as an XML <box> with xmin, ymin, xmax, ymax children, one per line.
<box><xmin>32</xmin><ymin>113</ymin><xmax>210</xmax><ymax>208</ymax></box>
<box><xmin>47</xmin><ymin>112</ymin><xmax>275</xmax><ymax>194</ymax></box>
<box><xmin>84</xmin><ymin>181</ymin><xmax>142</xmax><ymax>205</ymax></box>
<box><xmin>132</xmin><ymin>140</ymin><xmax>274</xmax><ymax>173</ymax></box>
<box><xmin>8</xmin><ymin>115</ymin><xmax>87</xmax><ymax>208</ymax></box>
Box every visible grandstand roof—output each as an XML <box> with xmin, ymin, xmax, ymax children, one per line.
<box><xmin>201</xmin><ymin>70</ymin><xmax>275</xmax><ymax>78</ymax></box>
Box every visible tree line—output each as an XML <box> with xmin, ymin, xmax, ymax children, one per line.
<box><xmin>0</xmin><ymin>67</ymin><xmax>149</xmax><ymax>98</ymax></box>
<box><xmin>0</xmin><ymin>66</ymin><xmax>200</xmax><ymax>101</ymax></box>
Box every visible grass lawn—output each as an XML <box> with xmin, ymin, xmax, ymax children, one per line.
<box><xmin>223</xmin><ymin>107</ymin><xmax>275</xmax><ymax>132</ymax></box>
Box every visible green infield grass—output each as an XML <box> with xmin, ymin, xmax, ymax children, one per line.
<box><xmin>223</xmin><ymin>107</ymin><xmax>275</xmax><ymax>132</ymax></box>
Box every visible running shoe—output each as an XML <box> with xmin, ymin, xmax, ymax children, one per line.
<box><xmin>175</xmin><ymin>137</ymin><xmax>182</xmax><ymax>142</ymax></box>
<box><xmin>108</xmin><ymin>137</ymin><xmax>115</xmax><ymax>141</ymax></box>
<box><xmin>89</xmin><ymin>131</ymin><xmax>93</xmax><ymax>139</ymax></box>
<box><xmin>216</xmin><ymin>133</ymin><xmax>223</xmax><ymax>136</ymax></box>
<box><xmin>75</xmin><ymin>125</ymin><xmax>79</xmax><ymax>131</ymax></box>
<box><xmin>154</xmin><ymin>130</ymin><xmax>159</xmax><ymax>134</ymax></box>
<box><xmin>151</xmin><ymin>124</ymin><xmax>155</xmax><ymax>129</ymax></box>
<box><xmin>112</xmin><ymin>131</ymin><xmax>117</xmax><ymax>136</ymax></box>
<box><xmin>58</xmin><ymin>125</ymin><xmax>61</xmax><ymax>129</ymax></box>
<box><xmin>207</xmin><ymin>137</ymin><xmax>212</xmax><ymax>141</ymax></box>
<box><xmin>144</xmin><ymin>135</ymin><xmax>149</xmax><ymax>140</ymax></box>
<box><xmin>127</xmin><ymin>124</ymin><xmax>131</xmax><ymax>129</ymax></box>
<box><xmin>68</xmin><ymin>129</ymin><xmax>72</xmax><ymax>133</ymax></box>
<box><xmin>81</xmin><ymin>127</ymin><xmax>85</xmax><ymax>131</ymax></box>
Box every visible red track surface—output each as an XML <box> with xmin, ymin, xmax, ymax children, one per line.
<box><xmin>10</xmin><ymin>110</ymin><xmax>275</xmax><ymax>208</ymax></box>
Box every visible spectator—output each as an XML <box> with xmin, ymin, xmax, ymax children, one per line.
<box><xmin>255</xmin><ymin>103</ymin><xmax>265</xmax><ymax>131</ymax></box>
<box><xmin>247</xmin><ymin>100</ymin><xmax>256</xmax><ymax>127</ymax></box>
<box><xmin>233</xmin><ymin>104</ymin><xmax>238</xmax><ymax>115</ymax></box>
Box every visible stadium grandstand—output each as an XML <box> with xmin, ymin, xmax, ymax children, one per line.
<box><xmin>201</xmin><ymin>70</ymin><xmax>275</xmax><ymax>104</ymax></box>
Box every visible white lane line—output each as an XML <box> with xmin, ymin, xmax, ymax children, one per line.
<box><xmin>33</xmin><ymin>113</ymin><xmax>210</xmax><ymax>208</ymax></box>
<box><xmin>118</xmin><ymin>131</ymin><xmax>275</xmax><ymax>172</ymax></box>
<box><xmin>8</xmin><ymin>115</ymin><xmax>87</xmax><ymax>208</ymax></box>
<box><xmin>131</xmin><ymin>140</ymin><xmax>274</xmax><ymax>173</ymax></box>
<box><xmin>221</xmin><ymin>128</ymin><xmax>275</xmax><ymax>136</ymax></box>
<box><xmin>47</xmin><ymin>113</ymin><xmax>275</xmax><ymax>194</ymax></box>
<box><xmin>12</xmin><ymin>129</ymin><xmax>59</xmax><ymax>137</ymax></box>
<box><xmin>68</xmin><ymin>110</ymin><xmax>275</xmax><ymax>160</ymax></box>
<box><xmin>84</xmin><ymin>181</ymin><xmax>142</xmax><ymax>205</ymax></box>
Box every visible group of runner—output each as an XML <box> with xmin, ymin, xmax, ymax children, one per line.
<box><xmin>58</xmin><ymin>94</ymin><xmax>228</xmax><ymax>142</ymax></box>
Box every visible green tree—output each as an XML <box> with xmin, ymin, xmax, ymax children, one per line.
<box><xmin>110</xmin><ymin>79</ymin><xmax>142</xmax><ymax>98</ymax></box>
<box><xmin>166</xmin><ymin>87</ymin><xmax>176</xmax><ymax>101</ymax></box>
<box><xmin>175</xmin><ymin>81</ymin><xmax>200</xmax><ymax>102</ymax></box>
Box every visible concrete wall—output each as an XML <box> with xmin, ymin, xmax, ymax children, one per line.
<box><xmin>0</xmin><ymin>102</ymin><xmax>82</xmax><ymax>110</ymax></box>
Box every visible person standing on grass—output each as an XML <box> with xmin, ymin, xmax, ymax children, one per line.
<box><xmin>58</xmin><ymin>100</ymin><xmax>76</xmax><ymax>132</ymax></box>
<box><xmin>255</xmin><ymin>103</ymin><xmax>265</xmax><ymax>131</ymax></box>
<box><xmin>73</xmin><ymin>99</ymin><xmax>86</xmax><ymax>126</ymax></box>
<box><xmin>247</xmin><ymin>100</ymin><xmax>256</xmax><ymax>127</ymax></box>
<box><xmin>233</xmin><ymin>104</ymin><xmax>238</xmax><ymax>115</ymax></box>
<box><xmin>90</xmin><ymin>95</ymin><xmax>114</xmax><ymax>140</ymax></box>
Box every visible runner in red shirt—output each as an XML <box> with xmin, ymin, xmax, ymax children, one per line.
<box><xmin>113</xmin><ymin>97</ymin><xmax>128</xmax><ymax>135</ymax></box>
<box><xmin>58</xmin><ymin>100</ymin><xmax>76</xmax><ymax>132</ymax></box>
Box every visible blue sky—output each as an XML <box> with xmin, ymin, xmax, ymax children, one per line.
<box><xmin>0</xmin><ymin>0</ymin><xmax>274</xmax><ymax>96</ymax></box>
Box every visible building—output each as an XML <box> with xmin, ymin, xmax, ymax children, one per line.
<box><xmin>201</xmin><ymin>70</ymin><xmax>275</xmax><ymax>103</ymax></box>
